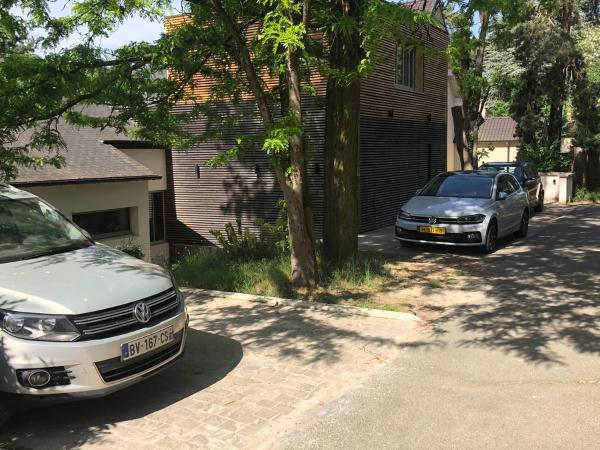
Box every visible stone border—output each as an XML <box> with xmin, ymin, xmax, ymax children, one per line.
<box><xmin>184</xmin><ymin>288</ymin><xmax>420</xmax><ymax>322</ymax></box>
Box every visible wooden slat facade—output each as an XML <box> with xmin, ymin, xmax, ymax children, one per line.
<box><xmin>164</xmin><ymin>14</ymin><xmax>449</xmax><ymax>249</ymax></box>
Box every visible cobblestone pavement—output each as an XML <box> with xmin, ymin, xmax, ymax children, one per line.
<box><xmin>1</xmin><ymin>290</ymin><xmax>418</xmax><ymax>449</ymax></box>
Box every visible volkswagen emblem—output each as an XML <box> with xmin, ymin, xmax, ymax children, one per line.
<box><xmin>428</xmin><ymin>217</ymin><xmax>437</xmax><ymax>225</ymax></box>
<box><xmin>133</xmin><ymin>302</ymin><xmax>152</xmax><ymax>324</ymax></box>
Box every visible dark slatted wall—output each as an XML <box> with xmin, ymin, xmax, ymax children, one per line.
<box><xmin>359</xmin><ymin>117</ymin><xmax>446</xmax><ymax>231</ymax></box>
<box><xmin>165</xmin><ymin>98</ymin><xmax>325</xmax><ymax>246</ymax></box>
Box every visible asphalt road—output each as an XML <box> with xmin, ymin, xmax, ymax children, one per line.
<box><xmin>278</xmin><ymin>204</ymin><xmax>600</xmax><ymax>449</ymax></box>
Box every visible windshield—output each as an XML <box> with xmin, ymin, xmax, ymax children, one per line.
<box><xmin>0</xmin><ymin>198</ymin><xmax>91</xmax><ymax>264</ymax></box>
<box><xmin>420</xmin><ymin>174</ymin><xmax>494</xmax><ymax>199</ymax></box>
<box><xmin>481</xmin><ymin>165</ymin><xmax>524</xmax><ymax>180</ymax></box>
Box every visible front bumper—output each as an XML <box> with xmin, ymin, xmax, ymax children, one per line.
<box><xmin>0</xmin><ymin>310</ymin><xmax>187</xmax><ymax>399</ymax></box>
<box><xmin>394</xmin><ymin>218</ymin><xmax>487</xmax><ymax>247</ymax></box>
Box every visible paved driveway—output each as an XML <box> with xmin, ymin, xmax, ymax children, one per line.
<box><xmin>1</xmin><ymin>292</ymin><xmax>419</xmax><ymax>449</ymax></box>
<box><xmin>279</xmin><ymin>204</ymin><xmax>600</xmax><ymax>449</ymax></box>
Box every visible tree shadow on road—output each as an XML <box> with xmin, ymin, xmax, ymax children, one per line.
<box><xmin>426</xmin><ymin>205</ymin><xmax>600</xmax><ymax>365</ymax></box>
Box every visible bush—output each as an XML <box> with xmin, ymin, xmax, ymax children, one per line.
<box><xmin>574</xmin><ymin>187</ymin><xmax>600</xmax><ymax>203</ymax></box>
<box><xmin>116</xmin><ymin>240</ymin><xmax>144</xmax><ymax>259</ymax></box>
<box><xmin>518</xmin><ymin>142</ymin><xmax>571</xmax><ymax>172</ymax></box>
<box><xmin>209</xmin><ymin>209</ymin><xmax>289</xmax><ymax>261</ymax></box>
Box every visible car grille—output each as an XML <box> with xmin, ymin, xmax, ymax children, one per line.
<box><xmin>72</xmin><ymin>287</ymin><xmax>181</xmax><ymax>340</ymax></box>
<box><xmin>95</xmin><ymin>331</ymin><xmax>183</xmax><ymax>382</ymax></box>
<box><xmin>396</xmin><ymin>227</ymin><xmax>482</xmax><ymax>244</ymax></box>
<box><xmin>401</xmin><ymin>215</ymin><xmax>462</xmax><ymax>224</ymax></box>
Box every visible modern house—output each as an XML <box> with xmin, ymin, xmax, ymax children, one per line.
<box><xmin>164</xmin><ymin>0</ymin><xmax>450</xmax><ymax>253</ymax></box>
<box><xmin>11</xmin><ymin>107</ymin><xmax>170</xmax><ymax>265</ymax></box>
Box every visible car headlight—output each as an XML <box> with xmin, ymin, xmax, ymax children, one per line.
<box><xmin>457</xmin><ymin>214</ymin><xmax>486</xmax><ymax>224</ymax></box>
<box><xmin>1</xmin><ymin>311</ymin><xmax>80</xmax><ymax>342</ymax></box>
<box><xmin>398</xmin><ymin>209</ymin><xmax>412</xmax><ymax>220</ymax></box>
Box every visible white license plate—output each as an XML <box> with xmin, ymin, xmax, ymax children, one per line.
<box><xmin>121</xmin><ymin>326</ymin><xmax>174</xmax><ymax>361</ymax></box>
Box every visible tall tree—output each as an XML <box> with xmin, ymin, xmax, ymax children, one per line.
<box><xmin>1</xmin><ymin>0</ymin><xmax>320</xmax><ymax>287</ymax></box>
<box><xmin>320</xmin><ymin>0</ymin><xmax>434</xmax><ymax>263</ymax></box>
<box><xmin>446</xmin><ymin>0</ymin><xmax>521</xmax><ymax>169</ymax></box>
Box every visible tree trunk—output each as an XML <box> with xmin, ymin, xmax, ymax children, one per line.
<box><xmin>285</xmin><ymin>41</ymin><xmax>318</xmax><ymax>287</ymax></box>
<box><xmin>323</xmin><ymin>0</ymin><xmax>361</xmax><ymax>263</ymax></box>
<box><xmin>209</xmin><ymin>0</ymin><xmax>317</xmax><ymax>287</ymax></box>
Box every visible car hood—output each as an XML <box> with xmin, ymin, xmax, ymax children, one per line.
<box><xmin>0</xmin><ymin>244</ymin><xmax>173</xmax><ymax>315</ymax></box>
<box><xmin>402</xmin><ymin>196</ymin><xmax>495</xmax><ymax>217</ymax></box>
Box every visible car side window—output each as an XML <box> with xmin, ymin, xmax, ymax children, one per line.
<box><xmin>507</xmin><ymin>176</ymin><xmax>521</xmax><ymax>192</ymax></box>
<box><xmin>498</xmin><ymin>175</ymin><xmax>516</xmax><ymax>195</ymax></box>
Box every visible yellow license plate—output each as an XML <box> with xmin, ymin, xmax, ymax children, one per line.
<box><xmin>419</xmin><ymin>226</ymin><xmax>446</xmax><ymax>235</ymax></box>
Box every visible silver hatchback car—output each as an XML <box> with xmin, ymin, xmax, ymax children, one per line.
<box><xmin>395</xmin><ymin>171</ymin><xmax>530</xmax><ymax>253</ymax></box>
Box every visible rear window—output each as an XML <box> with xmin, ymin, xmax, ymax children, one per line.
<box><xmin>420</xmin><ymin>174</ymin><xmax>494</xmax><ymax>199</ymax></box>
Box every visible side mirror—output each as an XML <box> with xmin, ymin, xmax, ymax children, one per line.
<box><xmin>80</xmin><ymin>228</ymin><xmax>93</xmax><ymax>241</ymax></box>
<box><xmin>497</xmin><ymin>191</ymin><xmax>509</xmax><ymax>201</ymax></box>
<box><xmin>415</xmin><ymin>189</ymin><xmax>422</xmax><ymax>195</ymax></box>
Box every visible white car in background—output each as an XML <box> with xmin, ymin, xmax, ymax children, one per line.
<box><xmin>0</xmin><ymin>184</ymin><xmax>187</xmax><ymax>418</ymax></box>
<box><xmin>395</xmin><ymin>171</ymin><xmax>530</xmax><ymax>253</ymax></box>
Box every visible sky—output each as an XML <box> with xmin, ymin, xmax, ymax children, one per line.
<box><xmin>25</xmin><ymin>1</ymin><xmax>170</xmax><ymax>50</ymax></box>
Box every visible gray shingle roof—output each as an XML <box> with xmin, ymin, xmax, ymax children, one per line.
<box><xmin>402</xmin><ymin>0</ymin><xmax>438</xmax><ymax>12</ymax></box>
<box><xmin>478</xmin><ymin>117</ymin><xmax>519</xmax><ymax>143</ymax></box>
<box><xmin>11</xmin><ymin>119</ymin><xmax>161</xmax><ymax>187</ymax></box>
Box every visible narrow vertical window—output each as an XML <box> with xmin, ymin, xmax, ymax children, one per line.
<box><xmin>149</xmin><ymin>191</ymin><xmax>166</xmax><ymax>243</ymax></box>
<box><xmin>395</xmin><ymin>45</ymin><xmax>417</xmax><ymax>90</ymax></box>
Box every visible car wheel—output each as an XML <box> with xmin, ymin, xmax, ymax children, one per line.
<box><xmin>399</xmin><ymin>240</ymin><xmax>415</xmax><ymax>248</ymax></box>
<box><xmin>534</xmin><ymin>191</ymin><xmax>544</xmax><ymax>212</ymax></box>
<box><xmin>515</xmin><ymin>209</ymin><xmax>530</xmax><ymax>238</ymax></box>
<box><xmin>482</xmin><ymin>221</ymin><xmax>498</xmax><ymax>254</ymax></box>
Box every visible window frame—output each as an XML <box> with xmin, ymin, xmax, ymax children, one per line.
<box><xmin>149</xmin><ymin>191</ymin><xmax>166</xmax><ymax>244</ymax></box>
<box><xmin>395</xmin><ymin>44</ymin><xmax>423</xmax><ymax>92</ymax></box>
<box><xmin>72</xmin><ymin>207</ymin><xmax>132</xmax><ymax>240</ymax></box>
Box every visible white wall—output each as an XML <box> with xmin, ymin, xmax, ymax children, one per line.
<box><xmin>477</xmin><ymin>141</ymin><xmax>520</xmax><ymax>164</ymax></box>
<box><xmin>120</xmin><ymin>148</ymin><xmax>167</xmax><ymax>192</ymax></box>
<box><xmin>25</xmin><ymin>180</ymin><xmax>152</xmax><ymax>261</ymax></box>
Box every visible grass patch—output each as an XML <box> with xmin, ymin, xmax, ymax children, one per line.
<box><xmin>427</xmin><ymin>280</ymin><xmax>444</xmax><ymax>289</ymax></box>
<box><xmin>573</xmin><ymin>187</ymin><xmax>600</xmax><ymax>203</ymax></box>
<box><xmin>172</xmin><ymin>248</ymin><xmax>396</xmax><ymax>304</ymax></box>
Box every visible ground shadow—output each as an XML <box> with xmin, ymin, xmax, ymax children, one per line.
<box><xmin>421</xmin><ymin>205</ymin><xmax>600</xmax><ymax>365</ymax></box>
<box><xmin>0</xmin><ymin>328</ymin><xmax>242</xmax><ymax>448</ymax></box>
<box><xmin>186</xmin><ymin>291</ymin><xmax>402</xmax><ymax>366</ymax></box>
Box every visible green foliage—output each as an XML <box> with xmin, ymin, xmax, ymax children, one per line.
<box><xmin>171</xmin><ymin>246</ymin><xmax>393</xmax><ymax>300</ymax></box>
<box><xmin>172</xmin><ymin>248</ymin><xmax>293</xmax><ymax>298</ymax></box>
<box><xmin>322</xmin><ymin>255</ymin><xmax>391</xmax><ymax>291</ymax></box>
<box><xmin>517</xmin><ymin>141</ymin><xmax>571</xmax><ymax>172</ymax></box>
<box><xmin>116</xmin><ymin>240</ymin><xmax>145</xmax><ymax>259</ymax></box>
<box><xmin>209</xmin><ymin>213</ymin><xmax>289</xmax><ymax>261</ymax></box>
<box><xmin>573</xmin><ymin>187</ymin><xmax>600</xmax><ymax>203</ymax></box>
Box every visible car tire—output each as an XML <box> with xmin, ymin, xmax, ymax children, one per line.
<box><xmin>0</xmin><ymin>402</ymin><xmax>12</xmax><ymax>428</ymax></box>
<box><xmin>515</xmin><ymin>209</ymin><xmax>530</xmax><ymax>238</ymax></box>
<box><xmin>534</xmin><ymin>191</ymin><xmax>544</xmax><ymax>213</ymax></box>
<box><xmin>482</xmin><ymin>221</ymin><xmax>498</xmax><ymax>254</ymax></box>
<box><xmin>399</xmin><ymin>240</ymin><xmax>415</xmax><ymax>248</ymax></box>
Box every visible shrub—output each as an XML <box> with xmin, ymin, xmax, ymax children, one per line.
<box><xmin>518</xmin><ymin>141</ymin><xmax>571</xmax><ymax>172</ymax></box>
<box><xmin>574</xmin><ymin>187</ymin><xmax>600</xmax><ymax>203</ymax></box>
<box><xmin>116</xmin><ymin>240</ymin><xmax>144</xmax><ymax>259</ymax></box>
<box><xmin>209</xmin><ymin>213</ymin><xmax>289</xmax><ymax>261</ymax></box>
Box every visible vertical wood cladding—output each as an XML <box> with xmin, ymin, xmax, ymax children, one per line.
<box><xmin>165</xmin><ymin>98</ymin><xmax>325</xmax><ymax>245</ymax></box>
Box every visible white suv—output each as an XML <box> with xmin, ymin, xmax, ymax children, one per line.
<box><xmin>0</xmin><ymin>184</ymin><xmax>187</xmax><ymax>413</ymax></box>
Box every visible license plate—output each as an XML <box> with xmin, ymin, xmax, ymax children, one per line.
<box><xmin>121</xmin><ymin>326</ymin><xmax>174</xmax><ymax>361</ymax></box>
<box><xmin>419</xmin><ymin>226</ymin><xmax>446</xmax><ymax>235</ymax></box>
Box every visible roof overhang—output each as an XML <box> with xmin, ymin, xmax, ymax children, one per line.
<box><xmin>11</xmin><ymin>174</ymin><xmax>161</xmax><ymax>188</ymax></box>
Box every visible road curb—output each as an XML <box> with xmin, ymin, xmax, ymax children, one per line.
<box><xmin>184</xmin><ymin>288</ymin><xmax>421</xmax><ymax>322</ymax></box>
